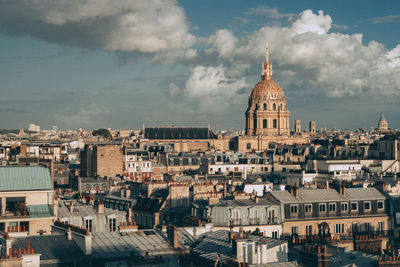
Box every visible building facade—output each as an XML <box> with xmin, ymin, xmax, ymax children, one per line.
<box><xmin>0</xmin><ymin>166</ymin><xmax>56</xmax><ymax>236</ymax></box>
<box><xmin>267</xmin><ymin>187</ymin><xmax>390</xmax><ymax>239</ymax></box>
<box><xmin>245</xmin><ymin>48</ymin><xmax>290</xmax><ymax>136</ymax></box>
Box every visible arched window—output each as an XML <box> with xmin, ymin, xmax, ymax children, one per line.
<box><xmin>263</xmin><ymin>119</ymin><xmax>267</xmax><ymax>128</ymax></box>
<box><xmin>273</xmin><ymin>103</ymin><xmax>276</xmax><ymax>110</ymax></box>
<box><xmin>273</xmin><ymin>119</ymin><xmax>277</xmax><ymax>128</ymax></box>
<box><xmin>263</xmin><ymin>103</ymin><xmax>267</xmax><ymax>110</ymax></box>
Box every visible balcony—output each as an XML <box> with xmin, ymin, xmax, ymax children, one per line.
<box><xmin>282</xmin><ymin>230</ymin><xmax>393</xmax><ymax>244</ymax></box>
<box><xmin>268</xmin><ymin>217</ymin><xmax>278</xmax><ymax>224</ymax></box>
<box><xmin>0</xmin><ymin>204</ymin><xmax>54</xmax><ymax>219</ymax></box>
<box><xmin>229</xmin><ymin>219</ymin><xmax>242</xmax><ymax>226</ymax></box>
<box><xmin>0</xmin><ymin>201</ymin><xmax>29</xmax><ymax>218</ymax></box>
<box><xmin>249</xmin><ymin>218</ymin><xmax>260</xmax><ymax>225</ymax></box>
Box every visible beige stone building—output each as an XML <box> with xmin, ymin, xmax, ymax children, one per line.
<box><xmin>245</xmin><ymin>48</ymin><xmax>290</xmax><ymax>136</ymax></box>
<box><xmin>141</xmin><ymin>48</ymin><xmax>310</xmax><ymax>154</ymax></box>
<box><xmin>81</xmin><ymin>143</ymin><xmax>123</xmax><ymax>178</ymax></box>
<box><xmin>236</xmin><ymin>48</ymin><xmax>309</xmax><ymax>152</ymax></box>
<box><xmin>267</xmin><ymin>187</ymin><xmax>390</xmax><ymax>245</ymax></box>
<box><xmin>0</xmin><ymin>166</ymin><xmax>56</xmax><ymax>236</ymax></box>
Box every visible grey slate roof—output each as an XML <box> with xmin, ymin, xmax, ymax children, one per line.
<box><xmin>192</xmin><ymin>230</ymin><xmax>287</xmax><ymax>264</ymax></box>
<box><xmin>192</xmin><ymin>230</ymin><xmax>234</xmax><ymax>263</ymax></box>
<box><xmin>212</xmin><ymin>198</ymin><xmax>277</xmax><ymax>208</ymax></box>
<box><xmin>57</xmin><ymin>201</ymin><xmax>126</xmax><ymax>218</ymax></box>
<box><xmin>91</xmin><ymin>230</ymin><xmax>187</xmax><ymax>258</ymax></box>
<box><xmin>144</xmin><ymin>127</ymin><xmax>217</xmax><ymax>139</ymax></box>
<box><xmin>269</xmin><ymin>188</ymin><xmax>386</xmax><ymax>204</ymax></box>
<box><xmin>12</xmin><ymin>234</ymin><xmax>84</xmax><ymax>263</ymax></box>
<box><xmin>0</xmin><ymin>165</ymin><xmax>52</xmax><ymax>191</ymax></box>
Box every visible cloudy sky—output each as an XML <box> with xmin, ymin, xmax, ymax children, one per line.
<box><xmin>1</xmin><ymin>0</ymin><xmax>399</xmax><ymax>131</ymax></box>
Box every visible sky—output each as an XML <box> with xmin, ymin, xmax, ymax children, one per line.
<box><xmin>0</xmin><ymin>0</ymin><xmax>400</xmax><ymax>131</ymax></box>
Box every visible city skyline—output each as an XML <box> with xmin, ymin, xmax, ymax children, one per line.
<box><xmin>1</xmin><ymin>0</ymin><xmax>400</xmax><ymax>131</ymax></box>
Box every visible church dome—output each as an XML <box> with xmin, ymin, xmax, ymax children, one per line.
<box><xmin>248</xmin><ymin>47</ymin><xmax>286</xmax><ymax>104</ymax></box>
<box><xmin>378</xmin><ymin>114</ymin><xmax>388</xmax><ymax>130</ymax></box>
<box><xmin>249</xmin><ymin>79</ymin><xmax>285</xmax><ymax>103</ymax></box>
<box><xmin>245</xmin><ymin>47</ymin><xmax>290</xmax><ymax>136</ymax></box>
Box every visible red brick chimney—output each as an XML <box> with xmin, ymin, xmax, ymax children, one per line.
<box><xmin>167</xmin><ymin>225</ymin><xmax>179</xmax><ymax>248</ymax></box>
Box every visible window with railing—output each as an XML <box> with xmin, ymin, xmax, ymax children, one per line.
<box><xmin>292</xmin><ymin>226</ymin><xmax>298</xmax><ymax>235</ymax></box>
<box><xmin>364</xmin><ymin>201</ymin><xmax>371</xmax><ymax>211</ymax></box>
<box><xmin>306</xmin><ymin>225</ymin><xmax>312</xmax><ymax>235</ymax></box>
<box><xmin>109</xmin><ymin>218</ymin><xmax>116</xmax><ymax>232</ymax></box>
<box><xmin>319</xmin><ymin>204</ymin><xmax>326</xmax><ymax>213</ymax></box>
<box><xmin>329</xmin><ymin>203</ymin><xmax>336</xmax><ymax>213</ymax></box>
<box><xmin>351</xmin><ymin>202</ymin><xmax>358</xmax><ymax>212</ymax></box>
<box><xmin>305</xmin><ymin>204</ymin><xmax>312</xmax><ymax>214</ymax></box>
<box><xmin>272</xmin><ymin>231</ymin><xmax>278</xmax><ymax>239</ymax></box>
<box><xmin>85</xmin><ymin>218</ymin><xmax>93</xmax><ymax>232</ymax></box>
<box><xmin>378</xmin><ymin>222</ymin><xmax>384</xmax><ymax>234</ymax></box>
<box><xmin>290</xmin><ymin>205</ymin><xmax>298</xmax><ymax>215</ymax></box>
<box><xmin>335</xmin><ymin>223</ymin><xmax>344</xmax><ymax>234</ymax></box>
<box><xmin>249</xmin><ymin>218</ymin><xmax>260</xmax><ymax>225</ymax></box>
<box><xmin>341</xmin><ymin>202</ymin><xmax>348</xmax><ymax>212</ymax></box>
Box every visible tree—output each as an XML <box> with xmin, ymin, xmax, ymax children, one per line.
<box><xmin>92</xmin><ymin>128</ymin><xmax>112</xmax><ymax>140</ymax></box>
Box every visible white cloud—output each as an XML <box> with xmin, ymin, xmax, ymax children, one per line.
<box><xmin>291</xmin><ymin>10</ymin><xmax>331</xmax><ymax>35</ymax></box>
<box><xmin>204</xmin><ymin>9</ymin><xmax>400</xmax><ymax>100</ymax></box>
<box><xmin>207</xmin><ymin>30</ymin><xmax>238</xmax><ymax>60</ymax></box>
<box><xmin>0</xmin><ymin>0</ymin><xmax>195</xmax><ymax>54</ymax></box>
<box><xmin>244</xmin><ymin>5</ymin><xmax>295</xmax><ymax>20</ymax></box>
<box><xmin>371</xmin><ymin>15</ymin><xmax>400</xmax><ymax>24</ymax></box>
<box><xmin>183</xmin><ymin>65</ymin><xmax>247</xmax><ymax>112</ymax></box>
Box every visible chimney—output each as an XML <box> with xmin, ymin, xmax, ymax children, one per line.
<box><xmin>263</xmin><ymin>185</ymin><xmax>268</xmax><ymax>196</ymax></box>
<box><xmin>341</xmin><ymin>185</ymin><xmax>346</xmax><ymax>195</ymax></box>
<box><xmin>326</xmin><ymin>180</ymin><xmax>329</xmax><ymax>190</ymax></box>
<box><xmin>69</xmin><ymin>200</ymin><xmax>74</xmax><ymax>213</ymax></box>
<box><xmin>67</xmin><ymin>227</ymin><xmax>72</xmax><ymax>240</ymax></box>
<box><xmin>293</xmin><ymin>186</ymin><xmax>299</xmax><ymax>198</ymax></box>
<box><xmin>254</xmin><ymin>194</ymin><xmax>259</xmax><ymax>203</ymax></box>
<box><xmin>229</xmin><ymin>227</ymin><xmax>234</xmax><ymax>243</ymax></box>
<box><xmin>127</xmin><ymin>208</ymin><xmax>133</xmax><ymax>223</ymax></box>
<box><xmin>167</xmin><ymin>225</ymin><xmax>179</xmax><ymax>248</ymax></box>
<box><xmin>125</xmin><ymin>188</ymin><xmax>131</xmax><ymax>198</ymax></box>
<box><xmin>120</xmin><ymin>188</ymin><xmax>125</xmax><ymax>198</ymax></box>
<box><xmin>239</xmin><ymin>227</ymin><xmax>244</xmax><ymax>239</ymax></box>
<box><xmin>96</xmin><ymin>201</ymin><xmax>104</xmax><ymax>214</ymax></box>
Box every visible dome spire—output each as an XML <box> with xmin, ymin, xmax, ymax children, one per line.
<box><xmin>261</xmin><ymin>45</ymin><xmax>273</xmax><ymax>80</ymax></box>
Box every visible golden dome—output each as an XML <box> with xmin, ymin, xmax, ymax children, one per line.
<box><xmin>249</xmin><ymin>79</ymin><xmax>285</xmax><ymax>103</ymax></box>
<box><xmin>245</xmin><ymin>47</ymin><xmax>290</xmax><ymax>136</ymax></box>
